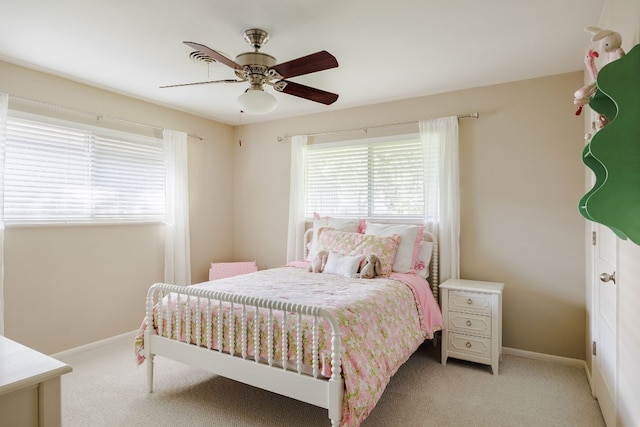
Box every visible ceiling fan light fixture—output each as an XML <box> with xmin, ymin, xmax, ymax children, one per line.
<box><xmin>237</xmin><ymin>88</ymin><xmax>277</xmax><ymax>114</ymax></box>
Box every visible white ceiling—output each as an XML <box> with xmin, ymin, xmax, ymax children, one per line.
<box><xmin>0</xmin><ymin>0</ymin><xmax>605</xmax><ymax>126</ymax></box>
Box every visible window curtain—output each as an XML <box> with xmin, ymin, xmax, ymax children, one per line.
<box><xmin>0</xmin><ymin>93</ymin><xmax>6</xmax><ymax>335</ymax></box>
<box><xmin>420</xmin><ymin>116</ymin><xmax>460</xmax><ymax>284</ymax></box>
<box><xmin>286</xmin><ymin>135</ymin><xmax>308</xmax><ymax>263</ymax></box>
<box><xmin>163</xmin><ymin>129</ymin><xmax>191</xmax><ymax>286</ymax></box>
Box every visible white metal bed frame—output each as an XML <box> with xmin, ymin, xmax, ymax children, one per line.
<box><xmin>144</xmin><ymin>227</ymin><xmax>439</xmax><ymax>426</ymax></box>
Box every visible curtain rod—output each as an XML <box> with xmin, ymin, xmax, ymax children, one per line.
<box><xmin>276</xmin><ymin>112</ymin><xmax>479</xmax><ymax>142</ymax></box>
<box><xmin>7</xmin><ymin>94</ymin><xmax>204</xmax><ymax>141</ymax></box>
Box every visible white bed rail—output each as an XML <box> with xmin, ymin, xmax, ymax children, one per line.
<box><xmin>144</xmin><ymin>282</ymin><xmax>344</xmax><ymax>426</ymax></box>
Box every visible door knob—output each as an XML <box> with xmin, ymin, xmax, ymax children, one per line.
<box><xmin>600</xmin><ymin>271</ymin><xmax>616</xmax><ymax>284</ymax></box>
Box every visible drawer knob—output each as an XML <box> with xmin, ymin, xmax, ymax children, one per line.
<box><xmin>466</xmin><ymin>320</ymin><xmax>472</xmax><ymax>327</ymax></box>
<box><xmin>467</xmin><ymin>298</ymin><xmax>473</xmax><ymax>305</ymax></box>
<box><xmin>465</xmin><ymin>341</ymin><xmax>472</xmax><ymax>348</ymax></box>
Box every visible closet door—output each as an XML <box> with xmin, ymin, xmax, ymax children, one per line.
<box><xmin>593</xmin><ymin>223</ymin><xmax>617</xmax><ymax>426</ymax></box>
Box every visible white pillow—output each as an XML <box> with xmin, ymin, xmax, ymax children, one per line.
<box><xmin>323</xmin><ymin>252</ymin><xmax>364</xmax><ymax>277</ymax></box>
<box><xmin>415</xmin><ymin>241</ymin><xmax>434</xmax><ymax>279</ymax></box>
<box><xmin>364</xmin><ymin>222</ymin><xmax>423</xmax><ymax>273</ymax></box>
<box><xmin>308</xmin><ymin>215</ymin><xmax>361</xmax><ymax>260</ymax></box>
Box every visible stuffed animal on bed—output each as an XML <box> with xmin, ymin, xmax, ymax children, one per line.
<box><xmin>309</xmin><ymin>250</ymin><xmax>329</xmax><ymax>273</ymax></box>
<box><xmin>353</xmin><ymin>254</ymin><xmax>381</xmax><ymax>279</ymax></box>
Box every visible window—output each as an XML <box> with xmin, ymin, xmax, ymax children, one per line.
<box><xmin>4</xmin><ymin>111</ymin><xmax>165</xmax><ymax>224</ymax></box>
<box><xmin>304</xmin><ymin>134</ymin><xmax>425</xmax><ymax>220</ymax></box>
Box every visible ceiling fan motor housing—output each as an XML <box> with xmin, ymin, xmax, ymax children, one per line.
<box><xmin>234</xmin><ymin>51</ymin><xmax>278</xmax><ymax>86</ymax></box>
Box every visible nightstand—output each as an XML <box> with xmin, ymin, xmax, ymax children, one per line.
<box><xmin>440</xmin><ymin>279</ymin><xmax>504</xmax><ymax>375</ymax></box>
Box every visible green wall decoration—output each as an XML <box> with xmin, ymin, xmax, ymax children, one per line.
<box><xmin>580</xmin><ymin>44</ymin><xmax>640</xmax><ymax>244</ymax></box>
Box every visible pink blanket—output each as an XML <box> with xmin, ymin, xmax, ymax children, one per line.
<box><xmin>286</xmin><ymin>261</ymin><xmax>443</xmax><ymax>338</ymax></box>
<box><xmin>135</xmin><ymin>267</ymin><xmax>442</xmax><ymax>426</ymax></box>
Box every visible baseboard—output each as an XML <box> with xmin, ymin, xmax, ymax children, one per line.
<box><xmin>503</xmin><ymin>346</ymin><xmax>592</xmax><ymax>392</ymax></box>
<box><xmin>502</xmin><ymin>346</ymin><xmax>584</xmax><ymax>367</ymax></box>
<box><xmin>502</xmin><ymin>347</ymin><xmax>586</xmax><ymax>368</ymax></box>
<box><xmin>52</xmin><ymin>330</ymin><xmax>137</xmax><ymax>360</ymax></box>
<box><xmin>584</xmin><ymin>361</ymin><xmax>595</xmax><ymax>396</ymax></box>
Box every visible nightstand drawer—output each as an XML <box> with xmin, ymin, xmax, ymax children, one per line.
<box><xmin>448</xmin><ymin>311</ymin><xmax>491</xmax><ymax>337</ymax></box>
<box><xmin>447</xmin><ymin>332</ymin><xmax>491</xmax><ymax>359</ymax></box>
<box><xmin>448</xmin><ymin>290</ymin><xmax>492</xmax><ymax>315</ymax></box>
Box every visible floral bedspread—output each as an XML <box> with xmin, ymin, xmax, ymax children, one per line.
<box><xmin>135</xmin><ymin>267</ymin><xmax>442</xmax><ymax>426</ymax></box>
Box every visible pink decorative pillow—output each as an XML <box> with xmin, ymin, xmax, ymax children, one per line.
<box><xmin>316</xmin><ymin>228</ymin><xmax>400</xmax><ymax>277</ymax></box>
<box><xmin>307</xmin><ymin>213</ymin><xmax>364</xmax><ymax>260</ymax></box>
<box><xmin>364</xmin><ymin>222</ymin><xmax>424</xmax><ymax>273</ymax></box>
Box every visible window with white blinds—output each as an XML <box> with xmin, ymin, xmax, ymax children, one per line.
<box><xmin>4</xmin><ymin>112</ymin><xmax>165</xmax><ymax>224</ymax></box>
<box><xmin>304</xmin><ymin>135</ymin><xmax>425</xmax><ymax>220</ymax></box>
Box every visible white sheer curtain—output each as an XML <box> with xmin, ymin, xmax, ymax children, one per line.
<box><xmin>163</xmin><ymin>129</ymin><xmax>191</xmax><ymax>286</ymax></box>
<box><xmin>286</xmin><ymin>135</ymin><xmax>308</xmax><ymax>263</ymax></box>
<box><xmin>0</xmin><ymin>93</ymin><xmax>6</xmax><ymax>335</ymax></box>
<box><xmin>420</xmin><ymin>116</ymin><xmax>460</xmax><ymax>284</ymax></box>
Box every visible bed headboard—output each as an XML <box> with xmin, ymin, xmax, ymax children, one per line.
<box><xmin>303</xmin><ymin>225</ymin><xmax>440</xmax><ymax>301</ymax></box>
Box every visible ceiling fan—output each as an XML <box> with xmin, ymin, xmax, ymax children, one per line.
<box><xmin>161</xmin><ymin>28</ymin><xmax>339</xmax><ymax>114</ymax></box>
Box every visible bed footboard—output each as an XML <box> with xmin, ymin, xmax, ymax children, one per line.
<box><xmin>144</xmin><ymin>283</ymin><xmax>344</xmax><ymax>426</ymax></box>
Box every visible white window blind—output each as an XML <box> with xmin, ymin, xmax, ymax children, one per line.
<box><xmin>304</xmin><ymin>135</ymin><xmax>425</xmax><ymax>220</ymax></box>
<box><xmin>4</xmin><ymin>112</ymin><xmax>165</xmax><ymax>224</ymax></box>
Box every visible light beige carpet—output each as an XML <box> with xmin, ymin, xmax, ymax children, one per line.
<box><xmin>58</xmin><ymin>335</ymin><xmax>605</xmax><ymax>426</ymax></box>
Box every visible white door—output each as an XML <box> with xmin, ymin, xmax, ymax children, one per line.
<box><xmin>593</xmin><ymin>223</ymin><xmax>617</xmax><ymax>426</ymax></box>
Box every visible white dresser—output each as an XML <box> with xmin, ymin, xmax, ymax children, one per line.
<box><xmin>440</xmin><ymin>279</ymin><xmax>504</xmax><ymax>375</ymax></box>
<box><xmin>0</xmin><ymin>336</ymin><xmax>72</xmax><ymax>426</ymax></box>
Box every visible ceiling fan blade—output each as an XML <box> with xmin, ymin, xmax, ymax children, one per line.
<box><xmin>160</xmin><ymin>79</ymin><xmax>244</xmax><ymax>89</ymax></box>
<box><xmin>269</xmin><ymin>51</ymin><xmax>338</xmax><ymax>79</ymax></box>
<box><xmin>183</xmin><ymin>41</ymin><xmax>243</xmax><ymax>70</ymax></box>
<box><xmin>273</xmin><ymin>80</ymin><xmax>339</xmax><ymax>105</ymax></box>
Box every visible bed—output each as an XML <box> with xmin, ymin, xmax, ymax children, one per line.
<box><xmin>135</xmin><ymin>220</ymin><xmax>443</xmax><ymax>426</ymax></box>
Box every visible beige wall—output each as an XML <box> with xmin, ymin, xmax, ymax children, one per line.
<box><xmin>234</xmin><ymin>72</ymin><xmax>587</xmax><ymax>359</ymax></box>
<box><xmin>0</xmin><ymin>53</ymin><xmax>595</xmax><ymax>365</ymax></box>
<box><xmin>0</xmin><ymin>61</ymin><xmax>236</xmax><ymax>354</ymax></box>
<box><xmin>598</xmin><ymin>1</ymin><xmax>640</xmax><ymax>425</ymax></box>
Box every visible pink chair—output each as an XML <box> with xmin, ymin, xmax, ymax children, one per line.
<box><xmin>209</xmin><ymin>261</ymin><xmax>258</xmax><ymax>281</ymax></box>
